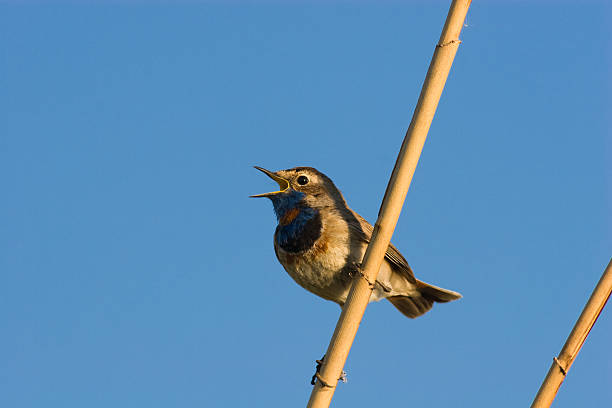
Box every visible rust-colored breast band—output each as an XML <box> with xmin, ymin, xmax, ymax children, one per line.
<box><xmin>280</xmin><ymin>208</ymin><xmax>300</xmax><ymax>225</ymax></box>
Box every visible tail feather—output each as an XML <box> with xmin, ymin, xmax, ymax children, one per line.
<box><xmin>387</xmin><ymin>295</ymin><xmax>433</xmax><ymax>318</ymax></box>
<box><xmin>415</xmin><ymin>279</ymin><xmax>462</xmax><ymax>303</ymax></box>
<box><xmin>387</xmin><ymin>280</ymin><xmax>461</xmax><ymax>319</ymax></box>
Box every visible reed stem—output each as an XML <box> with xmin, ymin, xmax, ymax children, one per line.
<box><xmin>306</xmin><ymin>1</ymin><xmax>471</xmax><ymax>407</ymax></box>
<box><xmin>530</xmin><ymin>258</ymin><xmax>612</xmax><ymax>408</ymax></box>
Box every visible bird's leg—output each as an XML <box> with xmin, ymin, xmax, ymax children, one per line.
<box><xmin>348</xmin><ymin>262</ymin><xmax>375</xmax><ymax>289</ymax></box>
<box><xmin>310</xmin><ymin>355</ymin><xmax>348</xmax><ymax>386</ymax></box>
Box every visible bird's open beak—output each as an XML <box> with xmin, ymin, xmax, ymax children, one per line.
<box><xmin>250</xmin><ymin>166</ymin><xmax>290</xmax><ymax>198</ymax></box>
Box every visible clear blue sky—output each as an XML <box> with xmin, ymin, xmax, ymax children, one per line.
<box><xmin>1</xmin><ymin>2</ymin><xmax>610</xmax><ymax>407</ymax></box>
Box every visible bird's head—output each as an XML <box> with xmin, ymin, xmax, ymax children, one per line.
<box><xmin>251</xmin><ymin>166</ymin><xmax>344</xmax><ymax>216</ymax></box>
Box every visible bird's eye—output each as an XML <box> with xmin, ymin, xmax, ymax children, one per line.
<box><xmin>297</xmin><ymin>175</ymin><xmax>309</xmax><ymax>185</ymax></box>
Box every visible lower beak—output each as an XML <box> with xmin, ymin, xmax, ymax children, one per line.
<box><xmin>250</xmin><ymin>166</ymin><xmax>290</xmax><ymax>198</ymax></box>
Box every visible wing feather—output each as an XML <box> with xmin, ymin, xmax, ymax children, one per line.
<box><xmin>346</xmin><ymin>210</ymin><xmax>416</xmax><ymax>284</ymax></box>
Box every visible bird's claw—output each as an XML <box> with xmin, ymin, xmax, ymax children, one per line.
<box><xmin>310</xmin><ymin>355</ymin><xmax>348</xmax><ymax>386</ymax></box>
<box><xmin>310</xmin><ymin>358</ymin><xmax>324</xmax><ymax>385</ymax></box>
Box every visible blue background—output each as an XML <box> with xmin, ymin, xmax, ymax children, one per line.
<box><xmin>1</xmin><ymin>2</ymin><xmax>610</xmax><ymax>407</ymax></box>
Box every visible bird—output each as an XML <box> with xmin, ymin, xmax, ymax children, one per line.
<box><xmin>251</xmin><ymin>166</ymin><xmax>461</xmax><ymax>318</ymax></box>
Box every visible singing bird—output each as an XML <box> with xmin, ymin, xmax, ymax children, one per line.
<box><xmin>251</xmin><ymin>166</ymin><xmax>461</xmax><ymax>318</ymax></box>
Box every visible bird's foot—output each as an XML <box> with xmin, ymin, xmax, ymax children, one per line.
<box><xmin>310</xmin><ymin>356</ymin><xmax>325</xmax><ymax>385</ymax></box>
<box><xmin>310</xmin><ymin>355</ymin><xmax>348</xmax><ymax>386</ymax></box>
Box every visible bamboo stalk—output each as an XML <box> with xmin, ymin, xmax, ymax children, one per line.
<box><xmin>530</xmin><ymin>258</ymin><xmax>612</xmax><ymax>408</ymax></box>
<box><xmin>306</xmin><ymin>1</ymin><xmax>471</xmax><ymax>407</ymax></box>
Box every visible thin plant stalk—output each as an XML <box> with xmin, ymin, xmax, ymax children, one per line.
<box><xmin>306</xmin><ymin>1</ymin><xmax>472</xmax><ymax>407</ymax></box>
<box><xmin>530</xmin><ymin>258</ymin><xmax>612</xmax><ymax>408</ymax></box>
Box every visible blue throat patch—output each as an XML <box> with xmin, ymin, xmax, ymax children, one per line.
<box><xmin>269</xmin><ymin>190</ymin><xmax>321</xmax><ymax>253</ymax></box>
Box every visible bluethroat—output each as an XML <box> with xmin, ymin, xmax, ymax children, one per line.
<box><xmin>252</xmin><ymin>166</ymin><xmax>461</xmax><ymax>318</ymax></box>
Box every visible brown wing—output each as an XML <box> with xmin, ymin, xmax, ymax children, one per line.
<box><xmin>346</xmin><ymin>210</ymin><xmax>416</xmax><ymax>284</ymax></box>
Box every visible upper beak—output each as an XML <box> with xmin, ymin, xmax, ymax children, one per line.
<box><xmin>250</xmin><ymin>166</ymin><xmax>290</xmax><ymax>198</ymax></box>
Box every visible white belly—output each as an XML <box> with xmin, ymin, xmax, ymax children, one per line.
<box><xmin>276</xmin><ymin>239</ymin><xmax>402</xmax><ymax>304</ymax></box>
<box><xmin>276</xmin><ymin>237</ymin><xmax>351</xmax><ymax>303</ymax></box>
